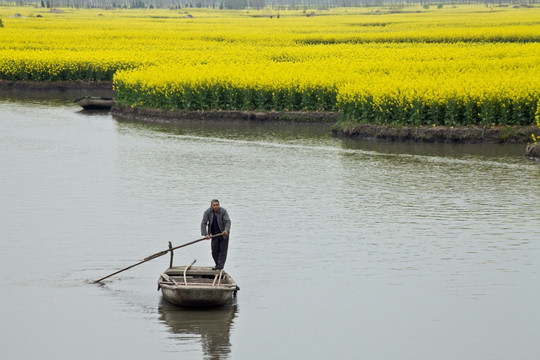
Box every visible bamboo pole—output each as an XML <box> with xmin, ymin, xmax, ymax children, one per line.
<box><xmin>183</xmin><ymin>259</ymin><xmax>196</xmax><ymax>285</ymax></box>
<box><xmin>168</xmin><ymin>241</ymin><xmax>174</xmax><ymax>268</ymax></box>
<box><xmin>94</xmin><ymin>233</ymin><xmax>223</xmax><ymax>283</ymax></box>
<box><xmin>217</xmin><ymin>269</ymin><xmax>223</xmax><ymax>286</ymax></box>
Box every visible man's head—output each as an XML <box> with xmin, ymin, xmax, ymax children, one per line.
<box><xmin>211</xmin><ymin>199</ymin><xmax>220</xmax><ymax>212</ymax></box>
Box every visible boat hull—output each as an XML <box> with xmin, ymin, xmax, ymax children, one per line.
<box><xmin>161</xmin><ymin>285</ymin><xmax>235</xmax><ymax>307</ymax></box>
<box><xmin>74</xmin><ymin>96</ymin><xmax>113</xmax><ymax>110</ymax></box>
<box><xmin>158</xmin><ymin>266</ymin><xmax>239</xmax><ymax>307</ymax></box>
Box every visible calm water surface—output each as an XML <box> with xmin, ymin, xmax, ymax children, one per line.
<box><xmin>1</xmin><ymin>90</ymin><xmax>539</xmax><ymax>360</ymax></box>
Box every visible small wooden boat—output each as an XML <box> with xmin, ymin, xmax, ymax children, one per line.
<box><xmin>74</xmin><ymin>96</ymin><xmax>113</xmax><ymax>110</ymax></box>
<box><xmin>158</xmin><ymin>261</ymin><xmax>239</xmax><ymax>307</ymax></box>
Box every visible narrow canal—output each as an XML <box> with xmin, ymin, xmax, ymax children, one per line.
<box><xmin>1</xmin><ymin>90</ymin><xmax>538</xmax><ymax>360</ymax></box>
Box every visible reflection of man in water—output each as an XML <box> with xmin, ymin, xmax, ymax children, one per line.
<box><xmin>201</xmin><ymin>199</ymin><xmax>231</xmax><ymax>270</ymax></box>
<box><xmin>159</xmin><ymin>299</ymin><xmax>237</xmax><ymax>360</ymax></box>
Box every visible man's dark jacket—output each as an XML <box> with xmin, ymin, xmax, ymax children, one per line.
<box><xmin>201</xmin><ymin>207</ymin><xmax>231</xmax><ymax>239</ymax></box>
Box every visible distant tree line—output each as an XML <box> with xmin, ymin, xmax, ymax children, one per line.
<box><xmin>0</xmin><ymin>0</ymin><xmax>537</xmax><ymax>10</ymax></box>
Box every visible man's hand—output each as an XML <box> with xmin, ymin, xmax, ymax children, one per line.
<box><xmin>223</xmin><ymin>231</ymin><xmax>228</xmax><ymax>236</ymax></box>
<box><xmin>205</xmin><ymin>234</ymin><xmax>210</xmax><ymax>239</ymax></box>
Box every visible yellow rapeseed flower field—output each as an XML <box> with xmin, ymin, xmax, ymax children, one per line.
<box><xmin>1</xmin><ymin>5</ymin><xmax>539</xmax><ymax>125</ymax></box>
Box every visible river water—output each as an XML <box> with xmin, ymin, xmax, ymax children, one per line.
<box><xmin>1</xmin><ymin>90</ymin><xmax>539</xmax><ymax>360</ymax></box>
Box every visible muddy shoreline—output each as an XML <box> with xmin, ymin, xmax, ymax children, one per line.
<box><xmin>111</xmin><ymin>103</ymin><xmax>341</xmax><ymax>123</ymax></box>
<box><xmin>0</xmin><ymin>80</ymin><xmax>113</xmax><ymax>91</ymax></box>
<box><xmin>115</xmin><ymin>104</ymin><xmax>540</xmax><ymax>145</ymax></box>
<box><xmin>334</xmin><ymin>122</ymin><xmax>540</xmax><ymax>144</ymax></box>
<box><xmin>2</xmin><ymin>80</ymin><xmax>539</xmax><ymax>147</ymax></box>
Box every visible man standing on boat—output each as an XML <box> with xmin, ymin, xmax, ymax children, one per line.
<box><xmin>201</xmin><ymin>199</ymin><xmax>231</xmax><ymax>270</ymax></box>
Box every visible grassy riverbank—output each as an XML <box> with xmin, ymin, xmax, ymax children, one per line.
<box><xmin>1</xmin><ymin>5</ymin><xmax>539</xmax><ymax>140</ymax></box>
<box><xmin>1</xmin><ymin>79</ymin><xmax>538</xmax><ymax>143</ymax></box>
<box><xmin>111</xmin><ymin>102</ymin><xmax>538</xmax><ymax>143</ymax></box>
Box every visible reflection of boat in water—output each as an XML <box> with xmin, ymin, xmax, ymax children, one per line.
<box><xmin>158</xmin><ymin>298</ymin><xmax>238</xmax><ymax>359</ymax></box>
<box><xmin>158</xmin><ymin>263</ymin><xmax>239</xmax><ymax>307</ymax></box>
<box><xmin>74</xmin><ymin>96</ymin><xmax>113</xmax><ymax>110</ymax></box>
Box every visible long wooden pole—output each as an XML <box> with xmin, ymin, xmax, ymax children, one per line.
<box><xmin>94</xmin><ymin>233</ymin><xmax>223</xmax><ymax>283</ymax></box>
